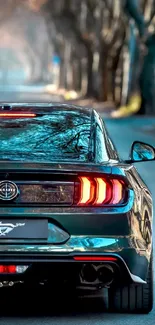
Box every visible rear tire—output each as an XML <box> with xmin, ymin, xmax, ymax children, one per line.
<box><xmin>109</xmin><ymin>253</ymin><xmax>153</xmax><ymax>313</ymax></box>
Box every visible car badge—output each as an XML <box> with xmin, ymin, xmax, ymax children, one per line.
<box><xmin>0</xmin><ymin>181</ymin><xmax>19</xmax><ymax>201</ymax></box>
<box><xmin>0</xmin><ymin>222</ymin><xmax>25</xmax><ymax>237</ymax></box>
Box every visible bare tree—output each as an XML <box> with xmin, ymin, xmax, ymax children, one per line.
<box><xmin>18</xmin><ymin>0</ymin><xmax>151</xmax><ymax>104</ymax></box>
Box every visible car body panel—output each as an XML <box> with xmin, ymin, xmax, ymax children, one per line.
<box><xmin>0</xmin><ymin>103</ymin><xmax>153</xmax><ymax>287</ymax></box>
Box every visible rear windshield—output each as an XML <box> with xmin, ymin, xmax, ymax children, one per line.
<box><xmin>0</xmin><ymin>110</ymin><xmax>94</xmax><ymax>162</ymax></box>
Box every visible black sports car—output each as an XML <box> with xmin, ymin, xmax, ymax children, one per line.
<box><xmin>0</xmin><ymin>103</ymin><xmax>153</xmax><ymax>313</ymax></box>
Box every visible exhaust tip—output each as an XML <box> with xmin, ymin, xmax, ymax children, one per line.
<box><xmin>98</xmin><ymin>265</ymin><xmax>114</xmax><ymax>286</ymax></box>
<box><xmin>81</xmin><ymin>264</ymin><xmax>97</xmax><ymax>283</ymax></box>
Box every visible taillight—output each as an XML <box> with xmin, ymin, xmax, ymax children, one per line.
<box><xmin>0</xmin><ymin>112</ymin><xmax>36</xmax><ymax>118</ymax></box>
<box><xmin>94</xmin><ymin>178</ymin><xmax>107</xmax><ymax>204</ymax></box>
<box><xmin>111</xmin><ymin>179</ymin><xmax>123</xmax><ymax>204</ymax></box>
<box><xmin>73</xmin><ymin>256</ymin><xmax>117</xmax><ymax>262</ymax></box>
<box><xmin>0</xmin><ymin>265</ymin><xmax>28</xmax><ymax>274</ymax></box>
<box><xmin>0</xmin><ymin>265</ymin><xmax>16</xmax><ymax>273</ymax></box>
<box><xmin>78</xmin><ymin>177</ymin><xmax>95</xmax><ymax>204</ymax></box>
<box><xmin>77</xmin><ymin>176</ymin><xmax>126</xmax><ymax>206</ymax></box>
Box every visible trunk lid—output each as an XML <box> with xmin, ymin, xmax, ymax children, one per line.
<box><xmin>0</xmin><ymin>161</ymin><xmax>111</xmax><ymax>206</ymax></box>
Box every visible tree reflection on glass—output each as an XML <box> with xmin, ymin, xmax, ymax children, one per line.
<box><xmin>0</xmin><ymin>110</ymin><xmax>92</xmax><ymax>161</ymax></box>
<box><xmin>0</xmin><ymin>108</ymin><xmax>109</xmax><ymax>163</ymax></box>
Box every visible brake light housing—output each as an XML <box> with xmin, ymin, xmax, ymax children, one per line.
<box><xmin>78</xmin><ymin>177</ymin><xmax>95</xmax><ymax>204</ymax></box>
<box><xmin>0</xmin><ymin>112</ymin><xmax>36</xmax><ymax>118</ymax></box>
<box><xmin>73</xmin><ymin>256</ymin><xmax>117</xmax><ymax>262</ymax></box>
<box><xmin>76</xmin><ymin>176</ymin><xmax>127</xmax><ymax>206</ymax></box>
<box><xmin>0</xmin><ymin>265</ymin><xmax>28</xmax><ymax>274</ymax></box>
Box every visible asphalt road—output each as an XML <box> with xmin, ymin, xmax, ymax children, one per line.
<box><xmin>0</xmin><ymin>91</ymin><xmax>155</xmax><ymax>324</ymax></box>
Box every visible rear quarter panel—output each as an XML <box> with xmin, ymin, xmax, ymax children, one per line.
<box><xmin>124</xmin><ymin>164</ymin><xmax>153</xmax><ymax>256</ymax></box>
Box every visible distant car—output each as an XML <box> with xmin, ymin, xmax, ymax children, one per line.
<box><xmin>0</xmin><ymin>103</ymin><xmax>153</xmax><ymax>313</ymax></box>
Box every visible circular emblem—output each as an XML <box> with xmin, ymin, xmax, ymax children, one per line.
<box><xmin>0</xmin><ymin>181</ymin><xmax>19</xmax><ymax>201</ymax></box>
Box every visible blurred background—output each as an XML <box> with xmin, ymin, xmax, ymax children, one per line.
<box><xmin>1</xmin><ymin>1</ymin><xmax>155</xmax><ymax>323</ymax></box>
<box><xmin>0</xmin><ymin>0</ymin><xmax>155</xmax><ymax>118</ymax></box>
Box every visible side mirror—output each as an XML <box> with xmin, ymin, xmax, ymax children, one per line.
<box><xmin>128</xmin><ymin>141</ymin><xmax>155</xmax><ymax>163</ymax></box>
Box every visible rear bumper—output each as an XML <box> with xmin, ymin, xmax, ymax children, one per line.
<box><xmin>0</xmin><ymin>235</ymin><xmax>151</xmax><ymax>284</ymax></box>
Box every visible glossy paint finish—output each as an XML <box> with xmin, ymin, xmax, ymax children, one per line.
<box><xmin>0</xmin><ymin>103</ymin><xmax>153</xmax><ymax>285</ymax></box>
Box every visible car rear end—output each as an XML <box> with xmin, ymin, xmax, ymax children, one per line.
<box><xmin>0</xmin><ymin>104</ymin><xmax>153</xmax><ymax>313</ymax></box>
<box><xmin>0</xmin><ymin>159</ymin><xmax>147</xmax><ymax>289</ymax></box>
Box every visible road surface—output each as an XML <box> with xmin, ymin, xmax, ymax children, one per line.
<box><xmin>0</xmin><ymin>91</ymin><xmax>155</xmax><ymax>324</ymax></box>
<box><xmin>0</xmin><ymin>89</ymin><xmax>62</xmax><ymax>103</ymax></box>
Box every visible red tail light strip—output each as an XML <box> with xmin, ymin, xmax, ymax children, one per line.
<box><xmin>0</xmin><ymin>113</ymin><xmax>36</xmax><ymax>118</ymax></box>
<box><xmin>0</xmin><ymin>265</ymin><xmax>28</xmax><ymax>274</ymax></box>
<box><xmin>94</xmin><ymin>178</ymin><xmax>107</xmax><ymax>204</ymax></box>
<box><xmin>111</xmin><ymin>180</ymin><xmax>123</xmax><ymax>204</ymax></box>
<box><xmin>78</xmin><ymin>177</ymin><xmax>94</xmax><ymax>204</ymax></box>
<box><xmin>78</xmin><ymin>176</ymin><xmax>126</xmax><ymax>206</ymax></box>
<box><xmin>73</xmin><ymin>256</ymin><xmax>117</xmax><ymax>262</ymax></box>
<box><xmin>0</xmin><ymin>265</ymin><xmax>16</xmax><ymax>273</ymax></box>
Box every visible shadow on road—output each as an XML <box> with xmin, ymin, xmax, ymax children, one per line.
<box><xmin>0</xmin><ymin>286</ymin><xmax>154</xmax><ymax>325</ymax></box>
<box><xmin>0</xmin><ymin>286</ymin><xmax>110</xmax><ymax>317</ymax></box>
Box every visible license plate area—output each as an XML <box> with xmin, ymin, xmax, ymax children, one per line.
<box><xmin>0</xmin><ymin>182</ymin><xmax>74</xmax><ymax>205</ymax></box>
<box><xmin>0</xmin><ymin>219</ymin><xmax>48</xmax><ymax>239</ymax></box>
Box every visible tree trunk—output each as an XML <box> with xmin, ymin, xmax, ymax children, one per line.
<box><xmin>65</xmin><ymin>42</ymin><xmax>72</xmax><ymax>90</ymax></box>
<box><xmin>77</xmin><ymin>59</ymin><xmax>82</xmax><ymax>91</ymax></box>
<box><xmin>81</xmin><ymin>57</ymin><xmax>87</xmax><ymax>96</ymax></box>
<box><xmin>59</xmin><ymin>57</ymin><xmax>66</xmax><ymax>88</ymax></box>
<box><xmin>25</xmin><ymin>48</ymin><xmax>43</xmax><ymax>84</ymax></box>
<box><xmin>72</xmin><ymin>59</ymin><xmax>77</xmax><ymax>90</ymax></box>
<box><xmin>98</xmin><ymin>47</ymin><xmax>109</xmax><ymax>101</ymax></box>
<box><xmin>72</xmin><ymin>58</ymin><xmax>82</xmax><ymax>91</ymax></box>
<box><xmin>86</xmin><ymin>48</ymin><xmax>94</xmax><ymax>97</ymax></box>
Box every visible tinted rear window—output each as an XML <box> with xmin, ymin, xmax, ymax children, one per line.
<box><xmin>0</xmin><ymin>110</ymin><xmax>93</xmax><ymax>162</ymax></box>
